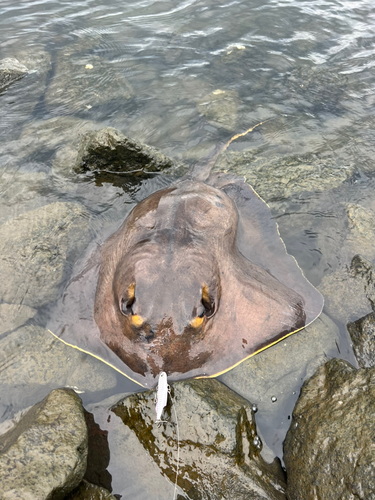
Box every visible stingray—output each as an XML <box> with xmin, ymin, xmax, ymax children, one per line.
<box><xmin>49</xmin><ymin>125</ymin><xmax>323</xmax><ymax>388</ymax></box>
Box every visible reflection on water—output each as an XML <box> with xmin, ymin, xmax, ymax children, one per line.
<box><xmin>1</xmin><ymin>0</ymin><xmax>375</xmax><ymax>495</ymax></box>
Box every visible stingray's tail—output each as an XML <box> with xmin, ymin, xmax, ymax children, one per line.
<box><xmin>186</xmin><ymin>120</ymin><xmax>265</xmax><ymax>182</ymax></box>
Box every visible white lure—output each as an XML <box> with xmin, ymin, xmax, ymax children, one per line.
<box><xmin>155</xmin><ymin>371</ymin><xmax>170</xmax><ymax>423</ymax></box>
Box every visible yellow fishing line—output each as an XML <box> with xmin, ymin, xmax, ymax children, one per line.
<box><xmin>47</xmin><ymin>329</ymin><xmax>146</xmax><ymax>388</ymax></box>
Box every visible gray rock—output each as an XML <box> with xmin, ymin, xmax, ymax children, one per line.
<box><xmin>19</xmin><ymin>116</ymin><xmax>102</xmax><ymax>160</ymax></box>
<box><xmin>213</xmin><ymin>152</ymin><xmax>354</xmax><ymax>202</ymax></box>
<box><xmin>0</xmin><ymin>303</ymin><xmax>36</xmax><ymax>336</ymax></box>
<box><xmin>0</xmin><ymin>170</ymin><xmax>51</xmax><ymax>226</ymax></box>
<box><xmin>65</xmin><ymin>480</ymin><xmax>116</xmax><ymax>500</ymax></box>
<box><xmin>15</xmin><ymin>49</ymin><xmax>51</xmax><ymax>74</ymax></box>
<box><xmin>112</xmin><ymin>378</ymin><xmax>287</xmax><ymax>500</ymax></box>
<box><xmin>0</xmin><ymin>325</ymin><xmax>117</xmax><ymax>408</ymax></box>
<box><xmin>287</xmin><ymin>65</ymin><xmax>348</xmax><ymax>111</ymax></box>
<box><xmin>74</xmin><ymin>127</ymin><xmax>179</xmax><ymax>176</ymax></box>
<box><xmin>318</xmin><ymin>254</ymin><xmax>375</xmax><ymax>324</ymax></box>
<box><xmin>284</xmin><ymin>358</ymin><xmax>375</xmax><ymax>500</ymax></box>
<box><xmin>0</xmin><ymin>388</ymin><xmax>88</xmax><ymax>500</ymax></box>
<box><xmin>45</xmin><ymin>55</ymin><xmax>133</xmax><ymax>113</ymax></box>
<box><xmin>197</xmin><ymin>89</ymin><xmax>239</xmax><ymax>131</ymax></box>
<box><xmin>347</xmin><ymin>312</ymin><xmax>375</xmax><ymax>368</ymax></box>
<box><xmin>0</xmin><ymin>202</ymin><xmax>91</xmax><ymax>308</ymax></box>
<box><xmin>221</xmin><ymin>313</ymin><xmax>340</xmax><ymax>460</ymax></box>
<box><xmin>0</xmin><ymin>58</ymin><xmax>28</xmax><ymax>91</ymax></box>
<box><xmin>0</xmin><ymin>51</ymin><xmax>51</xmax><ymax>123</ymax></box>
<box><xmin>346</xmin><ymin>203</ymin><xmax>375</xmax><ymax>262</ymax></box>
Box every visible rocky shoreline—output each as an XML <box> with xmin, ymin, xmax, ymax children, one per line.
<box><xmin>1</xmin><ymin>49</ymin><xmax>375</xmax><ymax>498</ymax></box>
<box><xmin>1</xmin><ymin>354</ymin><xmax>375</xmax><ymax>499</ymax></box>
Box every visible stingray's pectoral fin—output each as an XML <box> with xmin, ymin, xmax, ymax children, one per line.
<box><xmin>212</xmin><ymin>261</ymin><xmax>309</xmax><ymax>362</ymax></box>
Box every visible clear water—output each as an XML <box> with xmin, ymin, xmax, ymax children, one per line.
<box><xmin>1</xmin><ymin>0</ymin><xmax>375</xmax><ymax>496</ymax></box>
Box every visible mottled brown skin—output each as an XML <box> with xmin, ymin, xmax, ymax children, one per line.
<box><xmin>94</xmin><ymin>178</ymin><xmax>306</xmax><ymax>384</ymax></box>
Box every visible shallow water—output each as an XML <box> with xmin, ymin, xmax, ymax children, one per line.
<box><xmin>1</xmin><ymin>0</ymin><xmax>375</xmax><ymax>496</ymax></box>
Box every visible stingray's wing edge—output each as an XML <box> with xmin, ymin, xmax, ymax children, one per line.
<box><xmin>47</xmin><ymin>329</ymin><xmax>146</xmax><ymax>388</ymax></box>
<box><xmin>196</xmin><ymin>304</ymin><xmax>324</xmax><ymax>380</ymax></box>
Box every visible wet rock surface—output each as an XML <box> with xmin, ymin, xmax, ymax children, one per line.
<box><xmin>319</xmin><ymin>254</ymin><xmax>375</xmax><ymax>324</ymax></box>
<box><xmin>44</xmin><ymin>54</ymin><xmax>133</xmax><ymax>114</ymax></box>
<box><xmin>347</xmin><ymin>312</ymin><xmax>375</xmax><ymax>368</ymax></box>
<box><xmin>197</xmin><ymin>89</ymin><xmax>239</xmax><ymax>131</ymax></box>
<box><xmin>0</xmin><ymin>388</ymin><xmax>88</xmax><ymax>500</ymax></box>
<box><xmin>0</xmin><ymin>50</ymin><xmax>52</xmax><ymax>124</ymax></box>
<box><xmin>213</xmin><ymin>151</ymin><xmax>354</xmax><ymax>202</ymax></box>
<box><xmin>0</xmin><ymin>57</ymin><xmax>28</xmax><ymax>91</ymax></box>
<box><xmin>0</xmin><ymin>170</ymin><xmax>52</xmax><ymax>226</ymax></box>
<box><xmin>0</xmin><ymin>202</ymin><xmax>91</xmax><ymax>308</ymax></box>
<box><xmin>221</xmin><ymin>313</ymin><xmax>340</xmax><ymax>460</ymax></box>
<box><xmin>19</xmin><ymin>116</ymin><xmax>102</xmax><ymax>161</ymax></box>
<box><xmin>0</xmin><ymin>303</ymin><xmax>36</xmax><ymax>336</ymax></box>
<box><xmin>284</xmin><ymin>358</ymin><xmax>375</xmax><ymax>500</ymax></box>
<box><xmin>286</xmin><ymin>65</ymin><xmax>348</xmax><ymax>113</ymax></box>
<box><xmin>346</xmin><ymin>203</ymin><xmax>375</xmax><ymax>261</ymax></box>
<box><xmin>74</xmin><ymin>127</ymin><xmax>180</xmax><ymax>177</ymax></box>
<box><xmin>0</xmin><ymin>325</ymin><xmax>117</xmax><ymax>412</ymax></box>
<box><xmin>112</xmin><ymin>378</ymin><xmax>287</xmax><ymax>500</ymax></box>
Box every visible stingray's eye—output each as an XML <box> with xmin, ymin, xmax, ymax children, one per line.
<box><xmin>119</xmin><ymin>283</ymin><xmax>143</xmax><ymax>327</ymax></box>
<box><xmin>201</xmin><ymin>285</ymin><xmax>215</xmax><ymax>318</ymax></box>
<box><xmin>191</xmin><ymin>285</ymin><xmax>215</xmax><ymax>328</ymax></box>
<box><xmin>121</xmin><ymin>296</ymin><xmax>135</xmax><ymax>315</ymax></box>
<box><xmin>197</xmin><ymin>305</ymin><xmax>205</xmax><ymax>319</ymax></box>
<box><xmin>120</xmin><ymin>282</ymin><xmax>136</xmax><ymax>316</ymax></box>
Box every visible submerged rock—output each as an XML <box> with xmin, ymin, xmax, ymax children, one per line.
<box><xmin>0</xmin><ymin>325</ymin><xmax>117</xmax><ymax>409</ymax></box>
<box><xmin>284</xmin><ymin>358</ymin><xmax>375</xmax><ymax>500</ymax></box>
<box><xmin>74</xmin><ymin>127</ymin><xmax>179</xmax><ymax>176</ymax></box>
<box><xmin>0</xmin><ymin>50</ymin><xmax>51</xmax><ymax>123</ymax></box>
<box><xmin>197</xmin><ymin>89</ymin><xmax>239</xmax><ymax>131</ymax></box>
<box><xmin>112</xmin><ymin>378</ymin><xmax>287</xmax><ymax>500</ymax></box>
<box><xmin>286</xmin><ymin>64</ymin><xmax>348</xmax><ymax>114</ymax></box>
<box><xmin>346</xmin><ymin>203</ymin><xmax>375</xmax><ymax>261</ymax></box>
<box><xmin>0</xmin><ymin>57</ymin><xmax>28</xmax><ymax>91</ymax></box>
<box><xmin>0</xmin><ymin>388</ymin><xmax>87</xmax><ymax>499</ymax></box>
<box><xmin>45</xmin><ymin>54</ymin><xmax>133</xmax><ymax>114</ymax></box>
<box><xmin>319</xmin><ymin>254</ymin><xmax>375</xmax><ymax>324</ymax></box>
<box><xmin>0</xmin><ymin>170</ymin><xmax>51</xmax><ymax>226</ymax></box>
<box><xmin>19</xmin><ymin>116</ymin><xmax>102</xmax><ymax>160</ymax></box>
<box><xmin>214</xmin><ymin>152</ymin><xmax>354</xmax><ymax>202</ymax></box>
<box><xmin>0</xmin><ymin>303</ymin><xmax>36</xmax><ymax>335</ymax></box>
<box><xmin>347</xmin><ymin>312</ymin><xmax>375</xmax><ymax>368</ymax></box>
<box><xmin>0</xmin><ymin>202</ymin><xmax>91</xmax><ymax>308</ymax></box>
